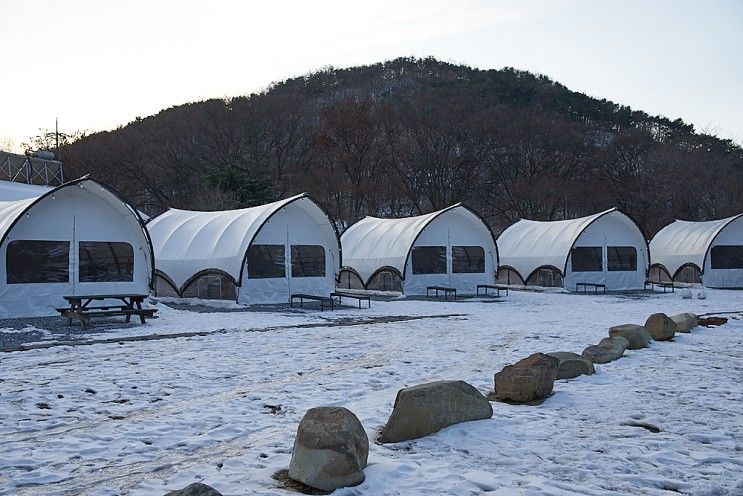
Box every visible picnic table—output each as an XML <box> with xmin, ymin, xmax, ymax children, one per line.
<box><xmin>57</xmin><ymin>294</ymin><xmax>157</xmax><ymax>329</ymax></box>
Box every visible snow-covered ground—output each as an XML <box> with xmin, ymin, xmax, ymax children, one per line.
<box><xmin>0</xmin><ymin>289</ymin><xmax>741</xmax><ymax>495</ymax></box>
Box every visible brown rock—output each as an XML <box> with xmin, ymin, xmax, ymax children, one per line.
<box><xmin>494</xmin><ymin>353</ymin><xmax>559</xmax><ymax>403</ymax></box>
<box><xmin>670</xmin><ymin>313</ymin><xmax>698</xmax><ymax>333</ymax></box>
<box><xmin>379</xmin><ymin>380</ymin><xmax>493</xmax><ymax>443</ymax></box>
<box><xmin>609</xmin><ymin>324</ymin><xmax>652</xmax><ymax>349</ymax></box>
<box><xmin>288</xmin><ymin>407</ymin><xmax>368</xmax><ymax>491</ymax></box>
<box><xmin>546</xmin><ymin>352</ymin><xmax>596</xmax><ymax>379</ymax></box>
<box><xmin>164</xmin><ymin>483</ymin><xmax>222</xmax><ymax>496</ymax></box>
<box><xmin>645</xmin><ymin>313</ymin><xmax>677</xmax><ymax>341</ymax></box>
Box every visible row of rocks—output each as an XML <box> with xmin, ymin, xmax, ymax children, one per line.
<box><xmin>166</xmin><ymin>310</ymin><xmax>703</xmax><ymax>495</ymax></box>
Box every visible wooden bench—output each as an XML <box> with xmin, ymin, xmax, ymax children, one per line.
<box><xmin>290</xmin><ymin>293</ymin><xmax>335</xmax><ymax>311</ymax></box>
<box><xmin>476</xmin><ymin>284</ymin><xmax>509</xmax><ymax>297</ymax></box>
<box><xmin>331</xmin><ymin>292</ymin><xmax>371</xmax><ymax>309</ymax></box>
<box><xmin>426</xmin><ymin>286</ymin><xmax>456</xmax><ymax>300</ymax></box>
<box><xmin>644</xmin><ymin>281</ymin><xmax>675</xmax><ymax>293</ymax></box>
<box><xmin>575</xmin><ymin>283</ymin><xmax>606</xmax><ymax>294</ymax></box>
<box><xmin>57</xmin><ymin>294</ymin><xmax>156</xmax><ymax>329</ymax></box>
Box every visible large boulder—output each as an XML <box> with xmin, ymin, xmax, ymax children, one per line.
<box><xmin>288</xmin><ymin>407</ymin><xmax>368</xmax><ymax>491</ymax></box>
<box><xmin>493</xmin><ymin>353</ymin><xmax>559</xmax><ymax>403</ymax></box>
<box><xmin>165</xmin><ymin>483</ymin><xmax>222</xmax><ymax>496</ymax></box>
<box><xmin>645</xmin><ymin>313</ymin><xmax>677</xmax><ymax>341</ymax></box>
<box><xmin>546</xmin><ymin>352</ymin><xmax>596</xmax><ymax>379</ymax></box>
<box><xmin>670</xmin><ymin>313</ymin><xmax>698</xmax><ymax>333</ymax></box>
<box><xmin>582</xmin><ymin>336</ymin><xmax>629</xmax><ymax>364</ymax></box>
<box><xmin>609</xmin><ymin>324</ymin><xmax>652</xmax><ymax>349</ymax></box>
<box><xmin>379</xmin><ymin>380</ymin><xmax>492</xmax><ymax>443</ymax></box>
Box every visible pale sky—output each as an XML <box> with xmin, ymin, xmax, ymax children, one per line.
<box><xmin>1</xmin><ymin>0</ymin><xmax>741</xmax><ymax>151</ymax></box>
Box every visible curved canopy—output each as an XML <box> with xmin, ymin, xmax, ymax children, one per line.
<box><xmin>341</xmin><ymin>204</ymin><xmax>496</xmax><ymax>284</ymax></box>
<box><xmin>497</xmin><ymin>208</ymin><xmax>644</xmax><ymax>279</ymax></box>
<box><xmin>148</xmin><ymin>194</ymin><xmax>340</xmax><ymax>290</ymax></box>
<box><xmin>0</xmin><ymin>177</ymin><xmax>152</xmax><ymax>256</ymax></box>
<box><xmin>649</xmin><ymin>214</ymin><xmax>743</xmax><ymax>276</ymax></box>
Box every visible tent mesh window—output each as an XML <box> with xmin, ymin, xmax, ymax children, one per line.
<box><xmin>648</xmin><ymin>266</ymin><xmax>672</xmax><ymax>283</ymax></box>
<box><xmin>367</xmin><ymin>269</ymin><xmax>403</xmax><ymax>291</ymax></box>
<box><xmin>338</xmin><ymin>269</ymin><xmax>364</xmax><ymax>289</ymax></box>
<box><xmin>247</xmin><ymin>245</ymin><xmax>285</xmax><ymax>279</ymax></box>
<box><xmin>6</xmin><ymin>240</ymin><xmax>70</xmax><ymax>284</ymax></box>
<box><xmin>182</xmin><ymin>273</ymin><xmax>236</xmax><ymax>300</ymax></box>
<box><xmin>497</xmin><ymin>267</ymin><xmax>524</xmax><ymax>285</ymax></box>
<box><xmin>78</xmin><ymin>241</ymin><xmax>134</xmax><ymax>282</ymax></box>
<box><xmin>291</xmin><ymin>245</ymin><xmax>326</xmax><ymax>277</ymax></box>
<box><xmin>411</xmin><ymin>246</ymin><xmax>447</xmax><ymax>274</ymax></box>
<box><xmin>154</xmin><ymin>274</ymin><xmax>179</xmax><ymax>297</ymax></box>
<box><xmin>571</xmin><ymin>247</ymin><xmax>603</xmax><ymax>272</ymax></box>
<box><xmin>607</xmin><ymin>246</ymin><xmax>637</xmax><ymax>272</ymax></box>
<box><xmin>526</xmin><ymin>267</ymin><xmax>563</xmax><ymax>287</ymax></box>
<box><xmin>452</xmin><ymin>246</ymin><xmax>485</xmax><ymax>273</ymax></box>
<box><xmin>675</xmin><ymin>265</ymin><xmax>702</xmax><ymax>284</ymax></box>
<box><xmin>710</xmin><ymin>245</ymin><xmax>743</xmax><ymax>269</ymax></box>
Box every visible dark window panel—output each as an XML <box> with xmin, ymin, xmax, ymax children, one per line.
<box><xmin>607</xmin><ymin>246</ymin><xmax>637</xmax><ymax>272</ymax></box>
<box><xmin>571</xmin><ymin>246</ymin><xmax>603</xmax><ymax>272</ymax></box>
<box><xmin>7</xmin><ymin>240</ymin><xmax>70</xmax><ymax>284</ymax></box>
<box><xmin>291</xmin><ymin>245</ymin><xmax>326</xmax><ymax>277</ymax></box>
<box><xmin>79</xmin><ymin>241</ymin><xmax>134</xmax><ymax>282</ymax></box>
<box><xmin>710</xmin><ymin>245</ymin><xmax>743</xmax><ymax>269</ymax></box>
<box><xmin>247</xmin><ymin>244</ymin><xmax>285</xmax><ymax>279</ymax></box>
<box><xmin>452</xmin><ymin>246</ymin><xmax>485</xmax><ymax>273</ymax></box>
<box><xmin>411</xmin><ymin>246</ymin><xmax>447</xmax><ymax>274</ymax></box>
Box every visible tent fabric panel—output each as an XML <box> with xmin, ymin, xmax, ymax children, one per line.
<box><xmin>701</xmin><ymin>215</ymin><xmax>743</xmax><ymax>288</ymax></box>
<box><xmin>341</xmin><ymin>204</ymin><xmax>497</xmax><ymax>290</ymax></box>
<box><xmin>0</xmin><ymin>179</ymin><xmax>153</xmax><ymax>318</ymax></box>
<box><xmin>649</xmin><ymin>213</ymin><xmax>743</xmax><ymax>278</ymax></box>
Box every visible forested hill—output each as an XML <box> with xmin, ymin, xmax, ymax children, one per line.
<box><xmin>60</xmin><ymin>56</ymin><xmax>743</xmax><ymax>235</ymax></box>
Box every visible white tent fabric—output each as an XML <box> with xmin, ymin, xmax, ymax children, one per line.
<box><xmin>650</xmin><ymin>214</ymin><xmax>743</xmax><ymax>287</ymax></box>
<box><xmin>0</xmin><ymin>180</ymin><xmax>51</xmax><ymax>201</ymax></box>
<box><xmin>497</xmin><ymin>208</ymin><xmax>649</xmax><ymax>290</ymax></box>
<box><xmin>148</xmin><ymin>194</ymin><xmax>341</xmax><ymax>304</ymax></box>
<box><xmin>341</xmin><ymin>204</ymin><xmax>498</xmax><ymax>294</ymax></box>
<box><xmin>0</xmin><ymin>178</ymin><xmax>154</xmax><ymax>318</ymax></box>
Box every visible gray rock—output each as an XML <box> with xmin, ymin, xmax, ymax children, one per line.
<box><xmin>546</xmin><ymin>352</ymin><xmax>596</xmax><ymax>379</ymax></box>
<box><xmin>645</xmin><ymin>313</ymin><xmax>677</xmax><ymax>341</ymax></box>
<box><xmin>582</xmin><ymin>336</ymin><xmax>629</xmax><ymax>364</ymax></box>
<box><xmin>379</xmin><ymin>380</ymin><xmax>492</xmax><ymax>443</ymax></box>
<box><xmin>288</xmin><ymin>407</ymin><xmax>368</xmax><ymax>491</ymax></box>
<box><xmin>494</xmin><ymin>353</ymin><xmax>559</xmax><ymax>403</ymax></box>
<box><xmin>680</xmin><ymin>288</ymin><xmax>693</xmax><ymax>299</ymax></box>
<box><xmin>609</xmin><ymin>324</ymin><xmax>652</xmax><ymax>349</ymax></box>
<box><xmin>670</xmin><ymin>313</ymin><xmax>698</xmax><ymax>333</ymax></box>
<box><xmin>164</xmin><ymin>483</ymin><xmax>222</xmax><ymax>496</ymax></box>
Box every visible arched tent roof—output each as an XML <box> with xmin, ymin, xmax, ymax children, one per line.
<box><xmin>147</xmin><ymin>193</ymin><xmax>341</xmax><ymax>290</ymax></box>
<box><xmin>497</xmin><ymin>208</ymin><xmax>647</xmax><ymax>280</ymax></box>
<box><xmin>649</xmin><ymin>214</ymin><xmax>743</xmax><ymax>277</ymax></box>
<box><xmin>340</xmin><ymin>204</ymin><xmax>498</xmax><ymax>284</ymax></box>
<box><xmin>0</xmin><ymin>177</ymin><xmax>154</xmax><ymax>273</ymax></box>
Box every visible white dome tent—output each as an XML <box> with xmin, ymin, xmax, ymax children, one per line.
<box><xmin>0</xmin><ymin>177</ymin><xmax>154</xmax><ymax>318</ymax></box>
<box><xmin>496</xmin><ymin>208</ymin><xmax>649</xmax><ymax>291</ymax></box>
<box><xmin>339</xmin><ymin>204</ymin><xmax>498</xmax><ymax>294</ymax></box>
<box><xmin>147</xmin><ymin>194</ymin><xmax>341</xmax><ymax>304</ymax></box>
<box><xmin>649</xmin><ymin>214</ymin><xmax>743</xmax><ymax>288</ymax></box>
